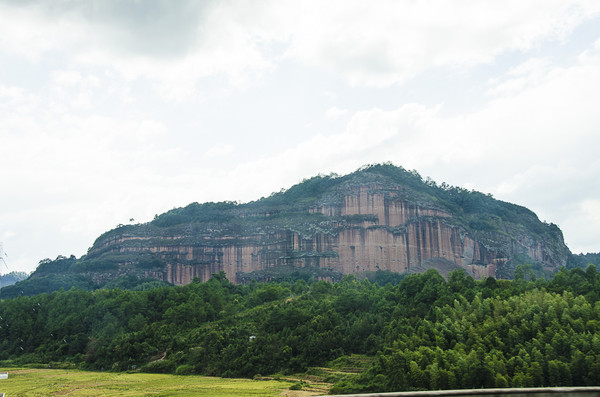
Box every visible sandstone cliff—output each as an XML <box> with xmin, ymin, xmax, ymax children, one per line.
<box><xmin>78</xmin><ymin>164</ymin><xmax>570</xmax><ymax>285</ymax></box>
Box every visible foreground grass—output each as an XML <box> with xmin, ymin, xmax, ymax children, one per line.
<box><xmin>0</xmin><ymin>368</ymin><xmax>324</xmax><ymax>396</ymax></box>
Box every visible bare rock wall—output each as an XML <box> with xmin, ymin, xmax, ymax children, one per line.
<box><xmin>90</xmin><ymin>186</ymin><xmax>555</xmax><ymax>284</ymax></box>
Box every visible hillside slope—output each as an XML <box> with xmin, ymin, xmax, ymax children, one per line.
<box><xmin>18</xmin><ymin>164</ymin><xmax>568</xmax><ymax>290</ymax></box>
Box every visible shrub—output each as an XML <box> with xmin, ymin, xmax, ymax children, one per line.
<box><xmin>175</xmin><ymin>364</ymin><xmax>194</xmax><ymax>375</ymax></box>
<box><xmin>290</xmin><ymin>382</ymin><xmax>303</xmax><ymax>390</ymax></box>
<box><xmin>141</xmin><ymin>359</ymin><xmax>176</xmax><ymax>374</ymax></box>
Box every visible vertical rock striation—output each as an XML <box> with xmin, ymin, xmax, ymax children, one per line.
<box><xmin>79</xmin><ymin>165</ymin><xmax>569</xmax><ymax>285</ymax></box>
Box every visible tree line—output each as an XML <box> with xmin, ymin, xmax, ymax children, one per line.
<box><xmin>0</xmin><ymin>265</ymin><xmax>599</xmax><ymax>393</ymax></box>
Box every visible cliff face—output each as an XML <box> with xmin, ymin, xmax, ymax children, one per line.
<box><xmin>82</xmin><ymin>168</ymin><xmax>570</xmax><ymax>285</ymax></box>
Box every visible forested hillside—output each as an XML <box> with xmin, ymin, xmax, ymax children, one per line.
<box><xmin>1</xmin><ymin>265</ymin><xmax>599</xmax><ymax>393</ymax></box>
<box><xmin>0</xmin><ymin>271</ymin><xmax>28</xmax><ymax>287</ymax></box>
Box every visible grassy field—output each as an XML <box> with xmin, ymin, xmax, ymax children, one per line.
<box><xmin>0</xmin><ymin>368</ymin><xmax>329</xmax><ymax>396</ymax></box>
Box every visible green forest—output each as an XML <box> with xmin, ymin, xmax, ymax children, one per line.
<box><xmin>1</xmin><ymin>265</ymin><xmax>600</xmax><ymax>394</ymax></box>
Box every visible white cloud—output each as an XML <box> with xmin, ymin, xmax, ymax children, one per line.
<box><xmin>0</xmin><ymin>1</ymin><xmax>276</xmax><ymax>101</ymax></box>
<box><xmin>205</xmin><ymin>143</ymin><xmax>234</xmax><ymax>158</ymax></box>
<box><xmin>0</xmin><ymin>84</ymin><xmax>26</xmax><ymax>102</ymax></box>
<box><xmin>561</xmin><ymin>197</ymin><xmax>600</xmax><ymax>254</ymax></box>
<box><xmin>4</xmin><ymin>0</ymin><xmax>599</xmax><ymax>99</ymax></box>
<box><xmin>0</xmin><ymin>2</ymin><xmax>85</xmax><ymax>60</ymax></box>
<box><xmin>486</xmin><ymin>58</ymin><xmax>553</xmax><ymax>96</ymax></box>
<box><xmin>325</xmin><ymin>106</ymin><xmax>349</xmax><ymax>120</ymax></box>
<box><xmin>51</xmin><ymin>70</ymin><xmax>83</xmax><ymax>86</ymax></box>
<box><xmin>1</xmin><ymin>231</ymin><xmax>15</xmax><ymax>240</ymax></box>
<box><xmin>209</xmin><ymin>103</ymin><xmax>442</xmax><ymax>204</ymax></box>
<box><xmin>282</xmin><ymin>0</ymin><xmax>600</xmax><ymax>86</ymax></box>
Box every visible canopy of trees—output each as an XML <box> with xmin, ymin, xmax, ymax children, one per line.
<box><xmin>1</xmin><ymin>266</ymin><xmax>599</xmax><ymax>393</ymax></box>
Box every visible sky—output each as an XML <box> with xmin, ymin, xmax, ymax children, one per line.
<box><xmin>1</xmin><ymin>0</ymin><xmax>600</xmax><ymax>274</ymax></box>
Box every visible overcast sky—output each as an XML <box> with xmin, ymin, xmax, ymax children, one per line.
<box><xmin>1</xmin><ymin>0</ymin><xmax>600</xmax><ymax>273</ymax></box>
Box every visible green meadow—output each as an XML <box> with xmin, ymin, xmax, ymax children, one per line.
<box><xmin>0</xmin><ymin>368</ymin><xmax>327</xmax><ymax>396</ymax></box>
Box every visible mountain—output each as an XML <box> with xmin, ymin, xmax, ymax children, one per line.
<box><xmin>0</xmin><ymin>271</ymin><xmax>29</xmax><ymax>287</ymax></box>
<box><xmin>9</xmin><ymin>163</ymin><xmax>571</xmax><ymax>295</ymax></box>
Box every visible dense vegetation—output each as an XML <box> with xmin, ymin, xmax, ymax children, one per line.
<box><xmin>149</xmin><ymin>163</ymin><xmax>559</xmax><ymax>238</ymax></box>
<box><xmin>0</xmin><ymin>271</ymin><xmax>28</xmax><ymax>287</ymax></box>
<box><xmin>0</xmin><ymin>254</ymin><xmax>169</xmax><ymax>299</ymax></box>
<box><xmin>569</xmin><ymin>252</ymin><xmax>600</xmax><ymax>269</ymax></box>
<box><xmin>1</xmin><ymin>265</ymin><xmax>599</xmax><ymax>393</ymax></box>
